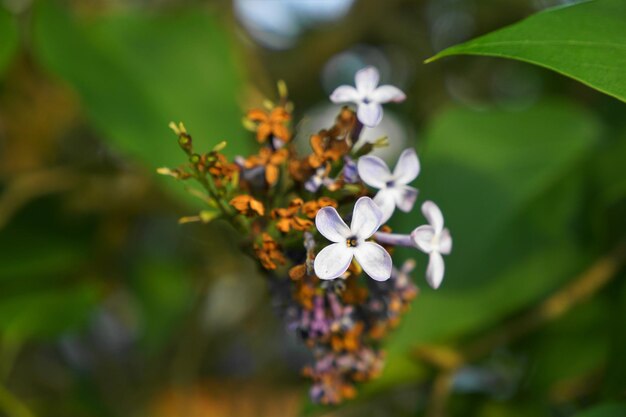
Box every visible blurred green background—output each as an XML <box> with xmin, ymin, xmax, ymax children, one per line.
<box><xmin>0</xmin><ymin>0</ymin><xmax>625</xmax><ymax>416</ymax></box>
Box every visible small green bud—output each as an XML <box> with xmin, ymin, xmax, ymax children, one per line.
<box><xmin>373</xmin><ymin>136</ymin><xmax>389</xmax><ymax>148</ymax></box>
<box><xmin>199</xmin><ymin>210</ymin><xmax>219</xmax><ymax>223</ymax></box>
<box><xmin>212</xmin><ymin>141</ymin><xmax>227</xmax><ymax>152</ymax></box>
<box><xmin>342</xmin><ymin>184</ymin><xmax>362</xmax><ymax>194</ymax></box>
<box><xmin>277</xmin><ymin>80</ymin><xmax>288</xmax><ymax>99</ymax></box>
<box><xmin>178</xmin><ymin>135</ymin><xmax>192</xmax><ymax>148</ymax></box>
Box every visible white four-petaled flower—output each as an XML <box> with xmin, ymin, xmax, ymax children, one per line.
<box><xmin>411</xmin><ymin>201</ymin><xmax>452</xmax><ymax>289</ymax></box>
<box><xmin>314</xmin><ymin>197</ymin><xmax>392</xmax><ymax>281</ymax></box>
<box><xmin>330</xmin><ymin>66</ymin><xmax>406</xmax><ymax>128</ymax></box>
<box><xmin>357</xmin><ymin>148</ymin><xmax>420</xmax><ymax>223</ymax></box>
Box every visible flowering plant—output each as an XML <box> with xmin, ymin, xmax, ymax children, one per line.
<box><xmin>160</xmin><ymin>67</ymin><xmax>451</xmax><ymax>404</ymax></box>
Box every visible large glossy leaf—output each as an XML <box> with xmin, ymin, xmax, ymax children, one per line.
<box><xmin>0</xmin><ymin>6</ymin><xmax>18</xmax><ymax>76</ymax></box>
<box><xmin>31</xmin><ymin>1</ymin><xmax>251</xmax><ymax>204</ymax></box>
<box><xmin>426</xmin><ymin>0</ymin><xmax>626</xmax><ymax>103</ymax></box>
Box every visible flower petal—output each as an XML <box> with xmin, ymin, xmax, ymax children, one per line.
<box><xmin>315</xmin><ymin>206</ymin><xmax>351</xmax><ymax>242</ymax></box>
<box><xmin>370</xmin><ymin>85</ymin><xmax>406</xmax><ymax>103</ymax></box>
<box><xmin>351</xmin><ymin>197</ymin><xmax>382</xmax><ymax>239</ymax></box>
<box><xmin>439</xmin><ymin>228</ymin><xmax>453</xmax><ymax>255</ymax></box>
<box><xmin>411</xmin><ymin>225</ymin><xmax>435</xmax><ymax>253</ymax></box>
<box><xmin>355</xmin><ymin>66</ymin><xmax>379</xmax><ymax>95</ymax></box>
<box><xmin>357</xmin><ymin>101</ymin><xmax>383</xmax><ymax>127</ymax></box>
<box><xmin>422</xmin><ymin>200</ymin><xmax>444</xmax><ymax>233</ymax></box>
<box><xmin>314</xmin><ymin>243</ymin><xmax>353</xmax><ymax>280</ymax></box>
<box><xmin>393</xmin><ymin>185</ymin><xmax>418</xmax><ymax>213</ymax></box>
<box><xmin>357</xmin><ymin>155</ymin><xmax>391</xmax><ymax>188</ymax></box>
<box><xmin>373</xmin><ymin>189</ymin><xmax>396</xmax><ymax>224</ymax></box>
<box><xmin>353</xmin><ymin>242</ymin><xmax>392</xmax><ymax>281</ymax></box>
<box><xmin>393</xmin><ymin>148</ymin><xmax>420</xmax><ymax>184</ymax></box>
<box><xmin>426</xmin><ymin>251</ymin><xmax>445</xmax><ymax>289</ymax></box>
<box><xmin>330</xmin><ymin>85</ymin><xmax>360</xmax><ymax>103</ymax></box>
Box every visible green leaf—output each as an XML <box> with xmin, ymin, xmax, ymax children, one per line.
<box><xmin>0</xmin><ymin>231</ymin><xmax>87</xmax><ymax>282</ymax></box>
<box><xmin>426</xmin><ymin>0</ymin><xmax>626</xmax><ymax>103</ymax></box>
<box><xmin>603</xmin><ymin>275</ymin><xmax>626</xmax><ymax>398</ymax></box>
<box><xmin>593</xmin><ymin>128</ymin><xmax>626</xmax><ymax>207</ymax></box>
<box><xmin>0</xmin><ymin>283</ymin><xmax>99</xmax><ymax>343</ymax></box>
<box><xmin>31</xmin><ymin>1</ymin><xmax>252</xmax><ymax>204</ymax></box>
<box><xmin>131</xmin><ymin>259</ymin><xmax>192</xmax><ymax>352</ymax></box>
<box><xmin>0</xmin><ymin>205</ymin><xmax>99</xmax><ymax>342</ymax></box>
<box><xmin>0</xmin><ymin>6</ymin><xmax>19</xmax><ymax>76</ymax></box>
<box><xmin>301</xmin><ymin>100</ymin><xmax>603</xmax><ymax>415</ymax></box>
<box><xmin>378</xmin><ymin>99</ymin><xmax>601</xmax><ymax>386</ymax></box>
<box><xmin>574</xmin><ymin>403</ymin><xmax>626</xmax><ymax>417</ymax></box>
<box><xmin>522</xmin><ymin>298</ymin><xmax>609</xmax><ymax>393</ymax></box>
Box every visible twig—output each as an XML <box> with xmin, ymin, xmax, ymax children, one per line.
<box><xmin>425</xmin><ymin>371</ymin><xmax>453</xmax><ymax>417</ymax></box>
<box><xmin>413</xmin><ymin>241</ymin><xmax>626</xmax><ymax>416</ymax></box>
<box><xmin>462</xmin><ymin>241</ymin><xmax>626</xmax><ymax>362</ymax></box>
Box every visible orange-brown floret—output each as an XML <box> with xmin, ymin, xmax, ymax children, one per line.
<box><xmin>230</xmin><ymin>194</ymin><xmax>265</xmax><ymax>217</ymax></box>
<box><xmin>253</xmin><ymin>233</ymin><xmax>286</xmax><ymax>270</ymax></box>
<box><xmin>272</xmin><ymin>198</ymin><xmax>313</xmax><ymax>233</ymax></box>
<box><xmin>244</xmin><ymin>147</ymin><xmax>289</xmax><ymax>185</ymax></box>
<box><xmin>246</xmin><ymin>107</ymin><xmax>291</xmax><ymax>144</ymax></box>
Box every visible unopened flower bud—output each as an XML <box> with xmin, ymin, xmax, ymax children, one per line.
<box><xmin>178</xmin><ymin>134</ymin><xmax>192</xmax><ymax>151</ymax></box>
<box><xmin>212</xmin><ymin>141</ymin><xmax>227</xmax><ymax>152</ymax></box>
<box><xmin>190</xmin><ymin>153</ymin><xmax>201</xmax><ymax>164</ymax></box>
<box><xmin>156</xmin><ymin>167</ymin><xmax>178</xmax><ymax>178</ymax></box>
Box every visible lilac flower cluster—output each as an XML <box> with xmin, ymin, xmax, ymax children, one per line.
<box><xmin>163</xmin><ymin>66</ymin><xmax>451</xmax><ymax>404</ymax></box>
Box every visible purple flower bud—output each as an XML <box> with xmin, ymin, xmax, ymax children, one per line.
<box><xmin>310</xmin><ymin>296</ymin><xmax>330</xmax><ymax>337</ymax></box>
<box><xmin>343</xmin><ymin>156</ymin><xmax>359</xmax><ymax>183</ymax></box>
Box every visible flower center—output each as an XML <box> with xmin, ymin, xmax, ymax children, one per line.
<box><xmin>385</xmin><ymin>180</ymin><xmax>395</xmax><ymax>188</ymax></box>
<box><xmin>346</xmin><ymin>236</ymin><xmax>358</xmax><ymax>248</ymax></box>
<box><xmin>362</xmin><ymin>97</ymin><xmax>371</xmax><ymax>104</ymax></box>
<box><xmin>431</xmin><ymin>233</ymin><xmax>440</xmax><ymax>250</ymax></box>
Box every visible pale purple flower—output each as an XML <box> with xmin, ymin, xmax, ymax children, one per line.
<box><xmin>305</xmin><ymin>166</ymin><xmax>326</xmax><ymax>192</ymax></box>
<box><xmin>374</xmin><ymin>201</ymin><xmax>451</xmax><ymax>289</ymax></box>
<box><xmin>342</xmin><ymin>156</ymin><xmax>359</xmax><ymax>183</ymax></box>
<box><xmin>314</xmin><ymin>196</ymin><xmax>392</xmax><ymax>281</ymax></box>
<box><xmin>305</xmin><ymin>166</ymin><xmax>337</xmax><ymax>193</ymax></box>
<box><xmin>412</xmin><ymin>201</ymin><xmax>452</xmax><ymax>289</ymax></box>
<box><xmin>392</xmin><ymin>259</ymin><xmax>417</xmax><ymax>290</ymax></box>
<box><xmin>330</xmin><ymin>66</ymin><xmax>406</xmax><ymax>128</ymax></box>
<box><xmin>310</xmin><ymin>295</ymin><xmax>330</xmax><ymax>337</ymax></box>
<box><xmin>357</xmin><ymin>148</ymin><xmax>420</xmax><ymax>223</ymax></box>
<box><xmin>235</xmin><ymin>156</ymin><xmax>266</xmax><ymax>188</ymax></box>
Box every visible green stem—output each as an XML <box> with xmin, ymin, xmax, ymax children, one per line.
<box><xmin>194</xmin><ymin>170</ymin><xmax>230</xmax><ymax>215</ymax></box>
<box><xmin>193</xmin><ymin>169</ymin><xmax>249</xmax><ymax>233</ymax></box>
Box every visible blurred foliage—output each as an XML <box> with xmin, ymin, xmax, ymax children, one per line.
<box><xmin>32</xmin><ymin>0</ymin><xmax>251</xmax><ymax>204</ymax></box>
<box><xmin>574</xmin><ymin>403</ymin><xmax>626</xmax><ymax>417</ymax></box>
<box><xmin>0</xmin><ymin>0</ymin><xmax>625</xmax><ymax>416</ymax></box>
<box><xmin>0</xmin><ymin>7</ymin><xmax>18</xmax><ymax>76</ymax></box>
<box><xmin>381</xmin><ymin>99</ymin><xmax>600</xmax><ymax>382</ymax></box>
